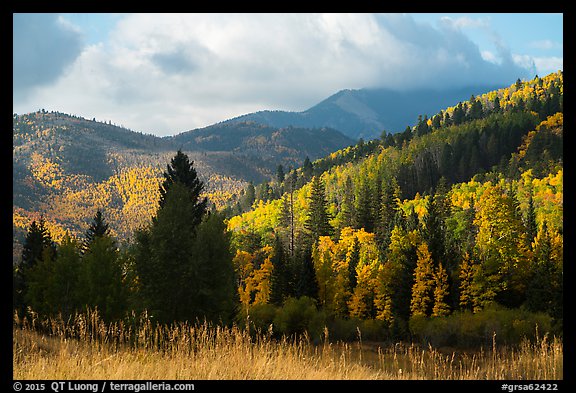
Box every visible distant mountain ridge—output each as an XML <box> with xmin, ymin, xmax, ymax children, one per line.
<box><xmin>169</xmin><ymin>121</ymin><xmax>354</xmax><ymax>162</ymax></box>
<box><xmin>222</xmin><ymin>85</ymin><xmax>504</xmax><ymax>140</ymax></box>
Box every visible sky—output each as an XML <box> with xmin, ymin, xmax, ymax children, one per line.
<box><xmin>13</xmin><ymin>13</ymin><xmax>563</xmax><ymax>137</ymax></box>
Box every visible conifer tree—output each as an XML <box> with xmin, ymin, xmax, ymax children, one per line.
<box><xmin>355</xmin><ymin>180</ymin><xmax>374</xmax><ymax>232</ymax></box>
<box><xmin>422</xmin><ymin>196</ymin><xmax>445</xmax><ymax>264</ymax></box>
<box><xmin>82</xmin><ymin>209</ymin><xmax>110</xmax><ymax>253</ymax></box>
<box><xmin>15</xmin><ymin>216</ymin><xmax>56</xmax><ymax>314</ymax></box>
<box><xmin>279</xmin><ymin>194</ymin><xmax>295</xmax><ymax>257</ymax></box>
<box><xmin>269</xmin><ymin>234</ymin><xmax>290</xmax><ymax>306</ymax></box>
<box><xmin>135</xmin><ymin>151</ymin><xmax>235</xmax><ymax>323</ymax></box>
<box><xmin>276</xmin><ymin>164</ymin><xmax>285</xmax><ymax>184</ymax></box>
<box><xmin>339</xmin><ymin>176</ymin><xmax>356</xmax><ymax>230</ymax></box>
<box><xmin>158</xmin><ymin>150</ymin><xmax>207</xmax><ymax>224</ymax></box>
<box><xmin>524</xmin><ymin>191</ymin><xmax>538</xmax><ymax>250</ymax></box>
<box><xmin>20</xmin><ymin>216</ymin><xmax>56</xmax><ymax>272</ymax></box>
<box><xmin>78</xmin><ymin>235</ymin><xmax>125</xmax><ymax>321</ymax></box>
<box><xmin>304</xmin><ymin>176</ymin><xmax>333</xmax><ymax>241</ymax></box>
<box><xmin>302</xmin><ymin>156</ymin><xmax>314</xmax><ymax>181</ymax></box>
<box><xmin>294</xmin><ymin>245</ymin><xmax>319</xmax><ymax>300</ymax></box>
<box><xmin>525</xmin><ymin>222</ymin><xmax>561</xmax><ymax>315</ymax></box>
<box><xmin>281</xmin><ymin>169</ymin><xmax>298</xmax><ymax>257</ymax></box>
<box><xmin>376</xmin><ymin>178</ymin><xmax>401</xmax><ymax>253</ymax></box>
<box><xmin>347</xmin><ymin>237</ymin><xmax>360</xmax><ymax>290</ymax></box>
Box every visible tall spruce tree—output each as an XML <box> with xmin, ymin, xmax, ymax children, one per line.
<box><xmin>20</xmin><ymin>216</ymin><xmax>56</xmax><ymax>272</ymax></box>
<box><xmin>78</xmin><ymin>235</ymin><xmax>125</xmax><ymax>321</ymax></box>
<box><xmin>82</xmin><ymin>209</ymin><xmax>110</xmax><ymax>253</ymax></box>
<box><xmin>347</xmin><ymin>237</ymin><xmax>360</xmax><ymax>290</ymax></box>
<box><xmin>158</xmin><ymin>150</ymin><xmax>207</xmax><ymax>224</ymax></box>
<box><xmin>355</xmin><ymin>180</ymin><xmax>374</xmax><ymax>232</ymax></box>
<box><xmin>339</xmin><ymin>176</ymin><xmax>356</xmax><ymax>230</ymax></box>
<box><xmin>294</xmin><ymin>245</ymin><xmax>319</xmax><ymax>300</ymax></box>
<box><xmin>304</xmin><ymin>176</ymin><xmax>333</xmax><ymax>242</ymax></box>
<box><xmin>269</xmin><ymin>234</ymin><xmax>290</xmax><ymax>306</ymax></box>
<box><xmin>15</xmin><ymin>216</ymin><xmax>56</xmax><ymax>314</ymax></box>
<box><xmin>422</xmin><ymin>195</ymin><xmax>446</xmax><ymax>266</ymax></box>
<box><xmin>524</xmin><ymin>191</ymin><xmax>538</xmax><ymax>250</ymax></box>
<box><xmin>135</xmin><ymin>151</ymin><xmax>235</xmax><ymax>323</ymax></box>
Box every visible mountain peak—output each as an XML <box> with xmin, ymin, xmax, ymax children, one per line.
<box><xmin>218</xmin><ymin>85</ymin><xmax>504</xmax><ymax>140</ymax></box>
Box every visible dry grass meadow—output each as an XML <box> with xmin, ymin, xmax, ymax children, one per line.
<box><xmin>13</xmin><ymin>310</ymin><xmax>563</xmax><ymax>380</ymax></box>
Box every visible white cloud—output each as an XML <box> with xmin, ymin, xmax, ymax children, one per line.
<box><xmin>529</xmin><ymin>39</ymin><xmax>562</xmax><ymax>51</ymax></box>
<box><xmin>481</xmin><ymin>50</ymin><xmax>499</xmax><ymax>64</ymax></box>
<box><xmin>440</xmin><ymin>15</ymin><xmax>490</xmax><ymax>29</ymax></box>
<box><xmin>13</xmin><ymin>13</ymin><xmax>84</xmax><ymax>100</ymax></box>
<box><xmin>14</xmin><ymin>13</ymin><xmax>535</xmax><ymax>136</ymax></box>
<box><xmin>532</xmin><ymin>56</ymin><xmax>563</xmax><ymax>76</ymax></box>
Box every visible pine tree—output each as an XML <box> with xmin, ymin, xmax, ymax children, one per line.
<box><xmin>158</xmin><ymin>150</ymin><xmax>207</xmax><ymax>224</ymax></box>
<box><xmin>339</xmin><ymin>176</ymin><xmax>356</xmax><ymax>230</ymax></box>
<box><xmin>20</xmin><ymin>216</ymin><xmax>56</xmax><ymax>272</ymax></box>
<box><xmin>281</xmin><ymin>169</ymin><xmax>298</xmax><ymax>257</ymax></box>
<box><xmin>525</xmin><ymin>222</ymin><xmax>561</xmax><ymax>315</ymax></box>
<box><xmin>135</xmin><ymin>151</ymin><xmax>234</xmax><ymax>323</ymax></box>
<box><xmin>294</xmin><ymin>245</ymin><xmax>319</xmax><ymax>300</ymax></box>
<box><xmin>78</xmin><ymin>235</ymin><xmax>125</xmax><ymax>321</ymax></box>
<box><xmin>191</xmin><ymin>212</ymin><xmax>237</xmax><ymax>323</ymax></box>
<box><xmin>302</xmin><ymin>156</ymin><xmax>314</xmax><ymax>180</ymax></box>
<box><xmin>276</xmin><ymin>164</ymin><xmax>285</xmax><ymax>184</ymax></box>
<box><xmin>82</xmin><ymin>209</ymin><xmax>110</xmax><ymax>254</ymax></box>
<box><xmin>468</xmin><ymin>95</ymin><xmax>483</xmax><ymax>120</ymax></box>
<box><xmin>15</xmin><ymin>216</ymin><xmax>56</xmax><ymax>314</ymax></box>
<box><xmin>269</xmin><ymin>234</ymin><xmax>290</xmax><ymax>306</ymax></box>
<box><xmin>304</xmin><ymin>176</ymin><xmax>334</xmax><ymax>241</ymax></box>
<box><xmin>355</xmin><ymin>180</ymin><xmax>374</xmax><ymax>232</ymax></box>
<box><xmin>422</xmin><ymin>196</ymin><xmax>445</xmax><ymax>265</ymax></box>
<box><xmin>279</xmin><ymin>194</ymin><xmax>295</xmax><ymax>257</ymax></box>
<box><xmin>524</xmin><ymin>191</ymin><xmax>538</xmax><ymax>250</ymax></box>
<box><xmin>376</xmin><ymin>178</ymin><xmax>401</xmax><ymax>253</ymax></box>
<box><xmin>52</xmin><ymin>235</ymin><xmax>83</xmax><ymax>318</ymax></box>
<box><xmin>347</xmin><ymin>237</ymin><xmax>360</xmax><ymax>290</ymax></box>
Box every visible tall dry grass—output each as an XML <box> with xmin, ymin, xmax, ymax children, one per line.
<box><xmin>13</xmin><ymin>310</ymin><xmax>563</xmax><ymax>380</ymax></box>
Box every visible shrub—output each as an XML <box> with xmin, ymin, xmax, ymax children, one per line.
<box><xmin>243</xmin><ymin>303</ymin><xmax>277</xmax><ymax>334</ymax></box>
<box><xmin>409</xmin><ymin>305</ymin><xmax>553</xmax><ymax>347</ymax></box>
<box><xmin>273</xmin><ymin>296</ymin><xmax>318</xmax><ymax>337</ymax></box>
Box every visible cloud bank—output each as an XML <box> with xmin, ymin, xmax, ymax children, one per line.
<box><xmin>13</xmin><ymin>14</ymin><xmax>84</xmax><ymax>101</ymax></box>
<box><xmin>13</xmin><ymin>13</ymin><xmax>543</xmax><ymax>136</ymax></box>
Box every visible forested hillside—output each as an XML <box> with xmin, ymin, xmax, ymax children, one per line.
<box><xmin>226</xmin><ymin>71</ymin><xmax>563</xmax><ymax>343</ymax></box>
<box><xmin>14</xmin><ymin>71</ymin><xmax>563</xmax><ymax>347</ymax></box>
<box><xmin>12</xmin><ymin>111</ymin><xmax>353</xmax><ymax>261</ymax></box>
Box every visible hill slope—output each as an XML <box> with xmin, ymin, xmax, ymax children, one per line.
<box><xmin>12</xmin><ymin>110</ymin><xmax>354</xmax><ymax>257</ymax></box>
<box><xmin>170</xmin><ymin>121</ymin><xmax>354</xmax><ymax>163</ymax></box>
